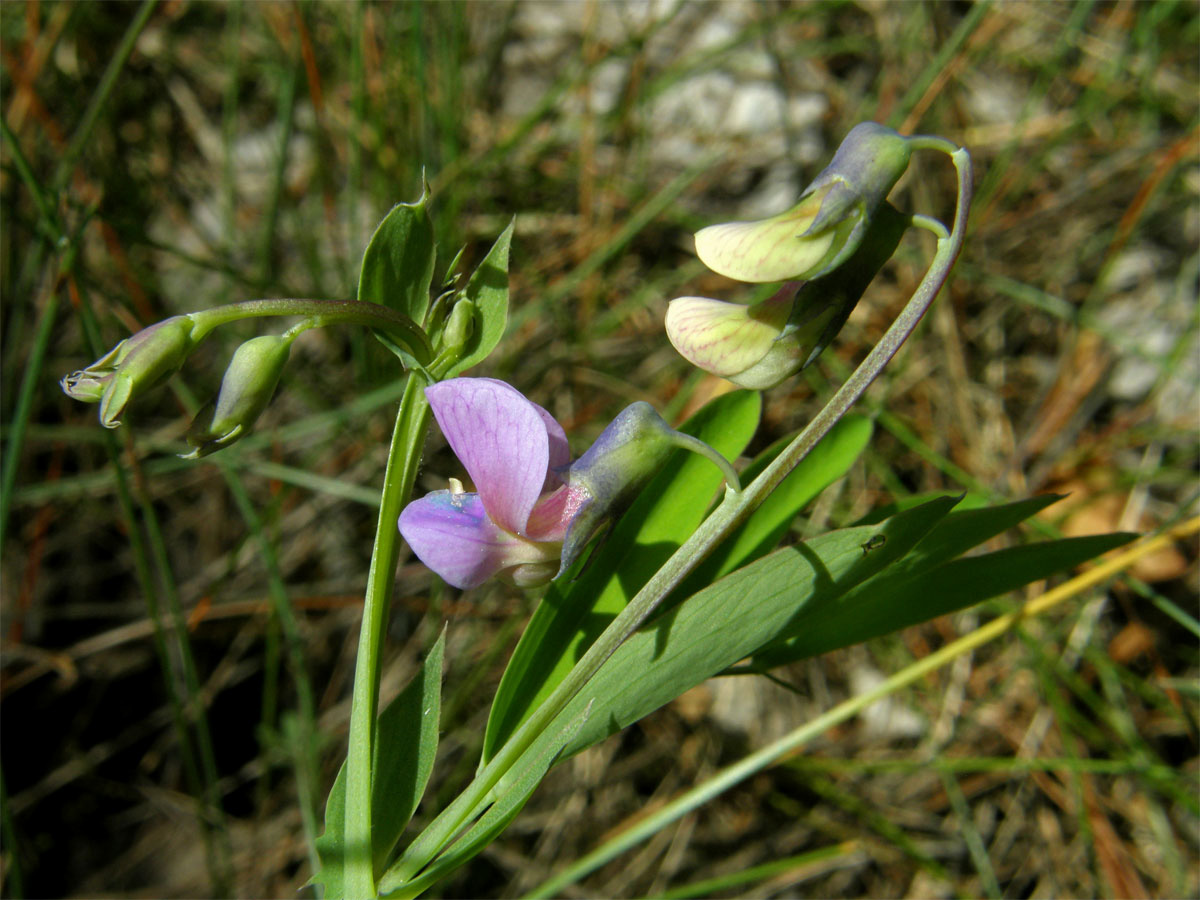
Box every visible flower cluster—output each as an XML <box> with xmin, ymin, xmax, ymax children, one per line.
<box><xmin>667</xmin><ymin>122</ymin><xmax>915</xmax><ymax>388</ymax></box>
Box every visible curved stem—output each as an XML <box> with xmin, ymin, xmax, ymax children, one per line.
<box><xmin>669</xmin><ymin>430</ymin><xmax>742</xmax><ymax>493</ymax></box>
<box><xmin>910</xmin><ymin>213</ymin><xmax>950</xmax><ymax>240</ymax></box>
<box><xmin>384</xmin><ymin>145</ymin><xmax>974</xmax><ymax>892</ymax></box>
<box><xmin>188</xmin><ymin>298</ymin><xmax>432</xmax><ymax>363</ymax></box>
<box><xmin>280</xmin><ymin>315</ymin><xmax>326</xmax><ymax>342</ymax></box>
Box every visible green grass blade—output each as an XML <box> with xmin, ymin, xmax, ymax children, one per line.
<box><xmin>653</xmin><ymin>842</ymin><xmax>862</xmax><ymax>900</ymax></box>
<box><xmin>54</xmin><ymin>0</ymin><xmax>159</xmax><ymax>189</ymax></box>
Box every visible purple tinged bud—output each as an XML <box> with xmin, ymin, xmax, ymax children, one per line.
<box><xmin>693</xmin><ymin>122</ymin><xmax>913</xmax><ymax>284</ymax></box>
<box><xmin>557</xmin><ymin>402</ymin><xmax>679</xmax><ymax>573</ymax></box>
<box><xmin>559</xmin><ymin>402</ymin><xmax>740</xmax><ymax>573</ymax></box>
<box><xmin>182</xmin><ymin>334</ymin><xmax>293</xmax><ymax>459</ymax></box>
<box><xmin>60</xmin><ymin>315</ymin><xmax>199</xmax><ymax>428</ymax></box>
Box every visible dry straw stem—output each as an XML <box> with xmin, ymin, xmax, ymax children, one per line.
<box><xmin>528</xmin><ymin>516</ymin><xmax>1200</xmax><ymax>898</ymax></box>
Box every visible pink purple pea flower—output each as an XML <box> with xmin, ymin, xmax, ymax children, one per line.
<box><xmin>398</xmin><ymin>377</ymin><xmax>739</xmax><ymax>590</ymax></box>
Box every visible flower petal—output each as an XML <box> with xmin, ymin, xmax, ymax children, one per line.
<box><xmin>475</xmin><ymin>377</ymin><xmax>569</xmax><ymax>485</ymax></box>
<box><xmin>664</xmin><ymin>287</ymin><xmax>793</xmax><ymax>378</ymax></box>
<box><xmin>693</xmin><ymin>187</ymin><xmax>837</xmax><ymax>283</ymax></box>
<box><xmin>426</xmin><ymin>378</ymin><xmax>552</xmax><ymax>534</ymax></box>
<box><xmin>531</xmin><ymin>401</ymin><xmax>571</xmax><ymax>473</ymax></box>
<box><xmin>525</xmin><ymin>483</ymin><xmax>589</xmax><ymax>542</ymax></box>
<box><xmin>399</xmin><ymin>490</ymin><xmax>557</xmax><ymax>589</ymax></box>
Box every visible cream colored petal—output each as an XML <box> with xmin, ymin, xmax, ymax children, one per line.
<box><xmin>694</xmin><ymin>187</ymin><xmax>836</xmax><ymax>283</ymax></box>
<box><xmin>665</xmin><ymin>295</ymin><xmax>783</xmax><ymax>377</ymax></box>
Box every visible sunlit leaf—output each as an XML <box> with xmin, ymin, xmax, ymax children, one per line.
<box><xmin>358</xmin><ymin>190</ymin><xmax>437</xmax><ymax>325</ymax></box>
<box><xmin>751</xmin><ymin>529</ymin><xmax>1136</xmax><ymax>669</ymax></box>
<box><xmin>669</xmin><ymin>414</ymin><xmax>874</xmax><ymax>608</ymax></box>
<box><xmin>551</xmin><ymin>494</ymin><xmax>959</xmax><ymax>758</ymax></box>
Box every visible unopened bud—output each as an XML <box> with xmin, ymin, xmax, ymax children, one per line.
<box><xmin>61</xmin><ymin>315</ymin><xmax>199</xmax><ymax>428</ymax></box>
<box><xmin>183</xmin><ymin>334</ymin><xmax>293</xmax><ymax>458</ymax></box>
<box><xmin>559</xmin><ymin>402</ymin><xmax>739</xmax><ymax>572</ymax></box>
<box><xmin>440</xmin><ymin>298</ymin><xmax>475</xmax><ymax>357</ymax></box>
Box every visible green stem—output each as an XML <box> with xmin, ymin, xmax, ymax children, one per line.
<box><xmin>0</xmin><ymin>275</ymin><xmax>59</xmax><ymax>554</ymax></box>
<box><xmin>523</xmin><ymin>514</ymin><xmax>1195</xmax><ymax>898</ymax></box>
<box><xmin>188</xmin><ymin>298</ymin><xmax>432</xmax><ymax>363</ymax></box>
<box><xmin>384</xmin><ymin>145</ymin><xmax>973</xmax><ymax>892</ymax></box>
<box><xmin>668</xmin><ymin>430</ymin><xmax>742</xmax><ymax>492</ymax></box>
<box><xmin>344</xmin><ymin>373</ymin><xmax>433</xmax><ymax>897</ymax></box>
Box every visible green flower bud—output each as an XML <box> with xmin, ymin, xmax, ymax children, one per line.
<box><xmin>60</xmin><ymin>367</ymin><xmax>113</xmax><ymax>404</ymax></box>
<box><xmin>439</xmin><ymin>298</ymin><xmax>475</xmax><ymax>357</ymax></box>
<box><xmin>182</xmin><ymin>334</ymin><xmax>293</xmax><ymax>459</ymax></box>
<box><xmin>61</xmin><ymin>315</ymin><xmax>199</xmax><ymax>428</ymax></box>
<box><xmin>694</xmin><ymin>122</ymin><xmax>913</xmax><ymax>283</ymax></box>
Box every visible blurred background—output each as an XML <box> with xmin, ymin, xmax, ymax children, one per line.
<box><xmin>1</xmin><ymin>1</ymin><xmax>1197</xmax><ymax>897</ymax></box>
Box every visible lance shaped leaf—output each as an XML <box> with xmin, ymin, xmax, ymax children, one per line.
<box><xmin>358</xmin><ymin>189</ymin><xmax>437</xmax><ymax>324</ymax></box>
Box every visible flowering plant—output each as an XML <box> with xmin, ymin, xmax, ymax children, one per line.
<box><xmin>57</xmin><ymin>123</ymin><xmax>1138</xmax><ymax>898</ymax></box>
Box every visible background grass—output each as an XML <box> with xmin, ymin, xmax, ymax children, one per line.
<box><xmin>2</xmin><ymin>1</ymin><xmax>1197</xmax><ymax>897</ymax></box>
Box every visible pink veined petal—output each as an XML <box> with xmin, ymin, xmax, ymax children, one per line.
<box><xmin>426</xmin><ymin>378</ymin><xmax>551</xmax><ymax>534</ymax></box>
<box><xmin>399</xmin><ymin>490</ymin><xmax>557</xmax><ymax>589</ymax></box>
<box><xmin>531</xmin><ymin>402</ymin><xmax>571</xmax><ymax>473</ymax></box>
<box><xmin>476</xmin><ymin>377</ymin><xmax>570</xmax><ymax>483</ymax></box>
<box><xmin>524</xmin><ymin>483</ymin><xmax>590</xmax><ymax>542</ymax></box>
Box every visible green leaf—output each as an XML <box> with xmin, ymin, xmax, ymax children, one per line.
<box><xmin>312</xmin><ymin>630</ymin><xmax>445</xmax><ymax>897</ymax></box>
<box><xmin>670</xmin><ymin>414</ymin><xmax>874</xmax><ymax>607</ymax></box>
<box><xmin>443</xmin><ymin>221</ymin><xmax>513</xmax><ymax>377</ymax></box>
<box><xmin>549</xmin><ymin>495</ymin><xmax>960</xmax><ymax>758</ymax></box>
<box><xmin>358</xmin><ymin>190</ymin><xmax>437</xmax><ymax>324</ymax></box>
<box><xmin>379</xmin><ymin>701</ymin><xmax>592</xmax><ymax>898</ymax></box>
<box><xmin>751</xmin><ymin>532</ymin><xmax>1136</xmax><ymax>670</ymax></box>
<box><xmin>861</xmin><ymin>493</ymin><xmax>1065</xmax><ymax>575</ymax></box>
<box><xmin>480</xmin><ymin>390</ymin><xmax>761</xmax><ymax>765</ymax></box>
<box><xmin>519</xmin><ymin>495</ymin><xmax>1129</xmax><ymax>762</ymax></box>
<box><xmin>751</xmin><ymin>510</ymin><xmax>1137</xmax><ymax>670</ymax></box>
